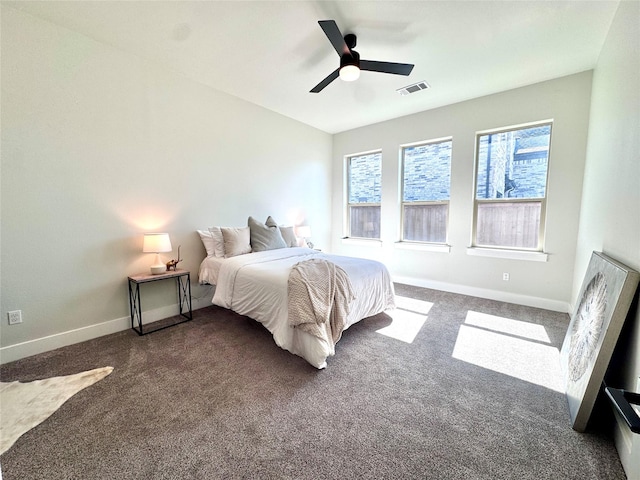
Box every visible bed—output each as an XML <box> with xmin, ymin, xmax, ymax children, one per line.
<box><xmin>198</xmin><ymin>246</ymin><xmax>395</xmax><ymax>368</ymax></box>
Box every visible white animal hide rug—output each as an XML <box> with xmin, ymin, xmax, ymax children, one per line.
<box><xmin>0</xmin><ymin>366</ymin><xmax>113</xmax><ymax>455</ymax></box>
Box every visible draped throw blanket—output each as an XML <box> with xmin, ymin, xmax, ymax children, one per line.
<box><xmin>288</xmin><ymin>259</ymin><xmax>355</xmax><ymax>348</ymax></box>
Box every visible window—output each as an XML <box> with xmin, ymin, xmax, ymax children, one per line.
<box><xmin>401</xmin><ymin>139</ymin><xmax>452</xmax><ymax>243</ymax></box>
<box><xmin>346</xmin><ymin>151</ymin><xmax>382</xmax><ymax>239</ymax></box>
<box><xmin>473</xmin><ymin>122</ymin><xmax>552</xmax><ymax>250</ymax></box>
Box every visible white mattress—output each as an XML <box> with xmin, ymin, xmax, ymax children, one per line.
<box><xmin>208</xmin><ymin>247</ymin><xmax>395</xmax><ymax>368</ymax></box>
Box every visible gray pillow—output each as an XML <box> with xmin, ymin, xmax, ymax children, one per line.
<box><xmin>249</xmin><ymin>216</ymin><xmax>287</xmax><ymax>252</ymax></box>
<box><xmin>221</xmin><ymin>226</ymin><xmax>251</xmax><ymax>257</ymax></box>
<box><xmin>279</xmin><ymin>226</ymin><xmax>298</xmax><ymax>247</ymax></box>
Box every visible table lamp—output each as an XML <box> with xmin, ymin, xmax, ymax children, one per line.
<box><xmin>295</xmin><ymin>225</ymin><xmax>313</xmax><ymax>248</ymax></box>
<box><xmin>143</xmin><ymin>233</ymin><xmax>172</xmax><ymax>274</ymax></box>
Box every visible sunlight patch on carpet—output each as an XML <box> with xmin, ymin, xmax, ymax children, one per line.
<box><xmin>452</xmin><ymin>311</ymin><xmax>563</xmax><ymax>393</ymax></box>
<box><xmin>393</xmin><ymin>296</ymin><xmax>434</xmax><ymax>315</ymax></box>
<box><xmin>0</xmin><ymin>366</ymin><xmax>113</xmax><ymax>454</ymax></box>
<box><xmin>464</xmin><ymin>311</ymin><xmax>551</xmax><ymax>343</ymax></box>
<box><xmin>376</xmin><ymin>296</ymin><xmax>432</xmax><ymax>343</ymax></box>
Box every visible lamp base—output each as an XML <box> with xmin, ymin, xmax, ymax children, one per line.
<box><xmin>149</xmin><ymin>253</ymin><xmax>166</xmax><ymax>274</ymax></box>
<box><xmin>150</xmin><ymin>265</ymin><xmax>166</xmax><ymax>275</ymax></box>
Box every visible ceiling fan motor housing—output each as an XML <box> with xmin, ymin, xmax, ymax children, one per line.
<box><xmin>341</xmin><ymin>49</ymin><xmax>360</xmax><ymax>69</ymax></box>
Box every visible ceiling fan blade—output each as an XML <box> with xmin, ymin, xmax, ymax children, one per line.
<box><xmin>318</xmin><ymin>20</ymin><xmax>350</xmax><ymax>57</ymax></box>
<box><xmin>310</xmin><ymin>68</ymin><xmax>340</xmax><ymax>93</ymax></box>
<box><xmin>360</xmin><ymin>60</ymin><xmax>414</xmax><ymax>76</ymax></box>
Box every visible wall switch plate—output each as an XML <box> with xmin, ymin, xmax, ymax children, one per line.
<box><xmin>8</xmin><ymin>310</ymin><xmax>22</xmax><ymax>325</ymax></box>
<box><xmin>502</xmin><ymin>273</ymin><xmax>510</xmax><ymax>281</ymax></box>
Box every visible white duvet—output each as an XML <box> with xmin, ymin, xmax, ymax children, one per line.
<box><xmin>211</xmin><ymin>247</ymin><xmax>395</xmax><ymax>368</ymax></box>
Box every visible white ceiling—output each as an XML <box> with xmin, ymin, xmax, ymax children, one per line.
<box><xmin>6</xmin><ymin>1</ymin><xmax>619</xmax><ymax>134</ymax></box>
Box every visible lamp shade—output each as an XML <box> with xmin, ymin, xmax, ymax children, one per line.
<box><xmin>295</xmin><ymin>226</ymin><xmax>311</xmax><ymax>238</ymax></box>
<box><xmin>143</xmin><ymin>233</ymin><xmax>172</xmax><ymax>253</ymax></box>
<box><xmin>339</xmin><ymin>64</ymin><xmax>360</xmax><ymax>82</ymax></box>
<box><xmin>339</xmin><ymin>51</ymin><xmax>360</xmax><ymax>82</ymax></box>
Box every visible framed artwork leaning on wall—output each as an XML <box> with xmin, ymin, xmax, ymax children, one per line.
<box><xmin>560</xmin><ymin>251</ymin><xmax>640</xmax><ymax>432</ymax></box>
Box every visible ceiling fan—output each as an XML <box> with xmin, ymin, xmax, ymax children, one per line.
<box><xmin>310</xmin><ymin>20</ymin><xmax>414</xmax><ymax>93</ymax></box>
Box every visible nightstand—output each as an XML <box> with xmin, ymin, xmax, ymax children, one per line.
<box><xmin>127</xmin><ymin>269</ymin><xmax>192</xmax><ymax>335</ymax></box>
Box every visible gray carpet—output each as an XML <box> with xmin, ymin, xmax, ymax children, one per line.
<box><xmin>0</xmin><ymin>284</ymin><xmax>626</xmax><ymax>479</ymax></box>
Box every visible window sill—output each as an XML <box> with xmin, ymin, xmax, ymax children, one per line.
<box><xmin>395</xmin><ymin>242</ymin><xmax>451</xmax><ymax>253</ymax></box>
<box><xmin>466</xmin><ymin>247</ymin><xmax>548</xmax><ymax>262</ymax></box>
<box><xmin>341</xmin><ymin>237</ymin><xmax>383</xmax><ymax>247</ymax></box>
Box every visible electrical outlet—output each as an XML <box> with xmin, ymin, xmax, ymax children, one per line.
<box><xmin>8</xmin><ymin>310</ymin><xmax>22</xmax><ymax>325</ymax></box>
<box><xmin>502</xmin><ymin>273</ymin><xmax>510</xmax><ymax>281</ymax></box>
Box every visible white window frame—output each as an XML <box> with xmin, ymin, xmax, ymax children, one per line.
<box><xmin>400</xmin><ymin>137</ymin><xmax>452</xmax><ymax>245</ymax></box>
<box><xmin>345</xmin><ymin>150</ymin><xmax>382</xmax><ymax>240</ymax></box>
<box><xmin>471</xmin><ymin>120</ymin><xmax>553</xmax><ymax>252</ymax></box>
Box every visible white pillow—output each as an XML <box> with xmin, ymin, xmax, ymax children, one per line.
<box><xmin>221</xmin><ymin>226</ymin><xmax>251</xmax><ymax>258</ymax></box>
<box><xmin>207</xmin><ymin>226</ymin><xmax>225</xmax><ymax>257</ymax></box>
<box><xmin>197</xmin><ymin>230</ymin><xmax>215</xmax><ymax>257</ymax></box>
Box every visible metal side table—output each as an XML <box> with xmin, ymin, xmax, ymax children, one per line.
<box><xmin>128</xmin><ymin>269</ymin><xmax>192</xmax><ymax>335</ymax></box>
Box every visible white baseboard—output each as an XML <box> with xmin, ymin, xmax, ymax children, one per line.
<box><xmin>393</xmin><ymin>275</ymin><xmax>570</xmax><ymax>313</ymax></box>
<box><xmin>0</xmin><ymin>297</ymin><xmax>213</xmax><ymax>365</ymax></box>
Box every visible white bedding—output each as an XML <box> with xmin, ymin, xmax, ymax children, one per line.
<box><xmin>198</xmin><ymin>255</ymin><xmax>224</xmax><ymax>286</ymax></box>
<box><xmin>207</xmin><ymin>247</ymin><xmax>395</xmax><ymax>368</ymax></box>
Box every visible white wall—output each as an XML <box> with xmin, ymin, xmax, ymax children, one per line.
<box><xmin>574</xmin><ymin>2</ymin><xmax>640</xmax><ymax>478</ymax></box>
<box><xmin>331</xmin><ymin>72</ymin><xmax>593</xmax><ymax>311</ymax></box>
<box><xmin>0</xmin><ymin>6</ymin><xmax>332</xmax><ymax>362</ymax></box>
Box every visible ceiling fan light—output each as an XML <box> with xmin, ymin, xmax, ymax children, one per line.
<box><xmin>340</xmin><ymin>64</ymin><xmax>360</xmax><ymax>82</ymax></box>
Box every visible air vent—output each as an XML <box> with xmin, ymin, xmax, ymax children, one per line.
<box><xmin>396</xmin><ymin>81</ymin><xmax>430</xmax><ymax>96</ymax></box>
